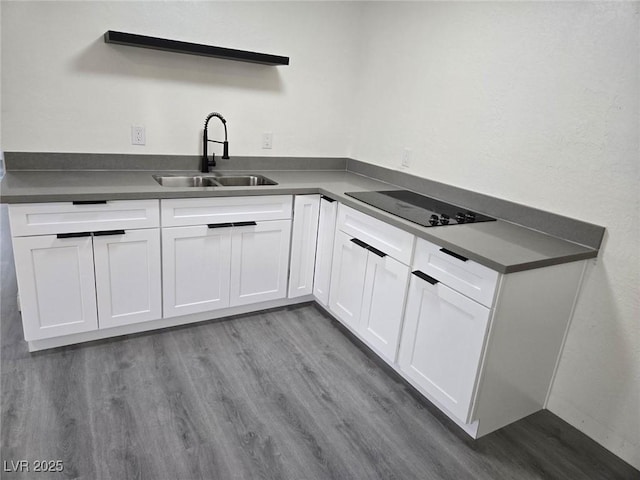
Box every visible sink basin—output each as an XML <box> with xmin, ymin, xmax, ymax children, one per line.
<box><xmin>213</xmin><ymin>175</ymin><xmax>278</xmax><ymax>186</ymax></box>
<box><xmin>152</xmin><ymin>175</ymin><xmax>219</xmax><ymax>187</ymax></box>
<box><xmin>152</xmin><ymin>174</ymin><xmax>278</xmax><ymax>187</ymax></box>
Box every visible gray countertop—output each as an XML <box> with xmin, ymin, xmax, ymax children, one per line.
<box><xmin>0</xmin><ymin>169</ymin><xmax>598</xmax><ymax>273</ymax></box>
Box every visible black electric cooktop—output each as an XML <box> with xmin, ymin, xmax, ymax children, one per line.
<box><xmin>344</xmin><ymin>190</ymin><xmax>496</xmax><ymax>228</ymax></box>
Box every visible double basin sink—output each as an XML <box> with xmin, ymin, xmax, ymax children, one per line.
<box><xmin>153</xmin><ymin>173</ymin><xmax>277</xmax><ymax>188</ymax></box>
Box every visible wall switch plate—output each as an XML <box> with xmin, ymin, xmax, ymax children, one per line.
<box><xmin>262</xmin><ymin>132</ymin><xmax>273</xmax><ymax>149</ymax></box>
<box><xmin>131</xmin><ymin>126</ymin><xmax>146</xmax><ymax>146</ymax></box>
<box><xmin>401</xmin><ymin>148</ymin><xmax>412</xmax><ymax>168</ymax></box>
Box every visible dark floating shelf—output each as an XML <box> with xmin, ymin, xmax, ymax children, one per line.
<box><xmin>104</xmin><ymin>30</ymin><xmax>289</xmax><ymax>66</ymax></box>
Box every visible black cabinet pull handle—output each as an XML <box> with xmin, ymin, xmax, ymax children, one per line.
<box><xmin>93</xmin><ymin>230</ymin><xmax>125</xmax><ymax>236</ymax></box>
<box><xmin>208</xmin><ymin>221</ymin><xmax>257</xmax><ymax>228</ymax></box>
<box><xmin>321</xmin><ymin>195</ymin><xmax>336</xmax><ymax>203</ymax></box>
<box><xmin>412</xmin><ymin>270</ymin><xmax>439</xmax><ymax>285</ymax></box>
<box><xmin>233</xmin><ymin>221</ymin><xmax>257</xmax><ymax>227</ymax></box>
<box><xmin>367</xmin><ymin>245</ymin><xmax>387</xmax><ymax>258</ymax></box>
<box><xmin>439</xmin><ymin>248</ymin><xmax>468</xmax><ymax>262</ymax></box>
<box><xmin>56</xmin><ymin>232</ymin><xmax>92</xmax><ymax>239</ymax></box>
<box><xmin>350</xmin><ymin>238</ymin><xmax>387</xmax><ymax>257</ymax></box>
<box><xmin>350</xmin><ymin>238</ymin><xmax>369</xmax><ymax>250</ymax></box>
<box><xmin>72</xmin><ymin>200</ymin><xmax>107</xmax><ymax>205</ymax></box>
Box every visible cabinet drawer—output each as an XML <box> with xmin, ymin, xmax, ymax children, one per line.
<box><xmin>413</xmin><ymin>237</ymin><xmax>499</xmax><ymax>307</ymax></box>
<box><xmin>337</xmin><ymin>204</ymin><xmax>415</xmax><ymax>264</ymax></box>
<box><xmin>8</xmin><ymin>200</ymin><xmax>160</xmax><ymax>236</ymax></box>
<box><xmin>161</xmin><ymin>195</ymin><xmax>292</xmax><ymax>227</ymax></box>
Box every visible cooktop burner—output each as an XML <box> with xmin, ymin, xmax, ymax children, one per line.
<box><xmin>344</xmin><ymin>190</ymin><xmax>496</xmax><ymax>228</ymax></box>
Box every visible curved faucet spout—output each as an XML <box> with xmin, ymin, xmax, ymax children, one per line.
<box><xmin>202</xmin><ymin>112</ymin><xmax>230</xmax><ymax>172</ymax></box>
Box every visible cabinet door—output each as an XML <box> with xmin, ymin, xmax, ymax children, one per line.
<box><xmin>313</xmin><ymin>197</ymin><xmax>338</xmax><ymax>306</ymax></box>
<box><xmin>359</xmin><ymin>254</ymin><xmax>409</xmax><ymax>363</ymax></box>
<box><xmin>162</xmin><ymin>225</ymin><xmax>232</xmax><ymax>318</ymax></box>
<box><xmin>230</xmin><ymin>220</ymin><xmax>291</xmax><ymax>307</ymax></box>
<box><xmin>93</xmin><ymin>229</ymin><xmax>162</xmax><ymax>328</ymax></box>
<box><xmin>288</xmin><ymin>195</ymin><xmax>320</xmax><ymax>298</ymax></box>
<box><xmin>12</xmin><ymin>234</ymin><xmax>98</xmax><ymax>341</ymax></box>
<box><xmin>398</xmin><ymin>273</ymin><xmax>490</xmax><ymax>423</ymax></box>
<box><xmin>328</xmin><ymin>231</ymin><xmax>369</xmax><ymax>331</ymax></box>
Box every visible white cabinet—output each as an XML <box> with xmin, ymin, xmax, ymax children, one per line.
<box><xmin>8</xmin><ymin>194</ymin><xmax>589</xmax><ymax>438</ymax></box>
<box><xmin>12</xmin><ymin>234</ymin><xmax>98</xmax><ymax>341</ymax></box>
<box><xmin>313</xmin><ymin>196</ymin><xmax>338</xmax><ymax>306</ymax></box>
<box><xmin>288</xmin><ymin>195</ymin><xmax>320</xmax><ymax>299</ymax></box>
<box><xmin>160</xmin><ymin>196</ymin><xmax>293</xmax><ymax>315</ymax></box>
<box><xmin>360</xmin><ymin>253</ymin><xmax>410</xmax><ymax>362</ymax></box>
<box><xmin>398</xmin><ymin>237</ymin><xmax>496</xmax><ymax>424</ymax></box>
<box><xmin>230</xmin><ymin>220</ymin><xmax>291</xmax><ymax>306</ymax></box>
<box><xmin>329</xmin><ymin>236</ymin><xmax>409</xmax><ymax>362</ymax></box>
<box><xmin>162</xmin><ymin>225</ymin><xmax>232</xmax><ymax>318</ymax></box>
<box><xmin>337</xmin><ymin>203</ymin><xmax>415</xmax><ymax>265</ymax></box>
<box><xmin>413</xmin><ymin>239</ymin><xmax>499</xmax><ymax>307</ymax></box>
<box><xmin>9</xmin><ymin>200</ymin><xmax>162</xmax><ymax>341</ymax></box>
<box><xmin>395</xmin><ymin>236</ymin><xmax>588</xmax><ymax>438</ymax></box>
<box><xmin>93</xmin><ymin>229</ymin><xmax>162</xmax><ymax>329</ymax></box>
<box><xmin>398</xmin><ymin>271</ymin><xmax>490</xmax><ymax>423</ymax></box>
<box><xmin>328</xmin><ymin>231</ymin><xmax>369</xmax><ymax>330</ymax></box>
<box><xmin>329</xmin><ymin>205</ymin><xmax>414</xmax><ymax>363</ymax></box>
<box><xmin>161</xmin><ymin>195</ymin><xmax>292</xmax><ymax>227</ymax></box>
<box><xmin>8</xmin><ymin>200</ymin><xmax>160</xmax><ymax>236</ymax></box>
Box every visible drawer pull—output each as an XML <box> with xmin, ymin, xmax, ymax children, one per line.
<box><xmin>321</xmin><ymin>195</ymin><xmax>336</xmax><ymax>203</ymax></box>
<box><xmin>207</xmin><ymin>222</ymin><xmax>233</xmax><ymax>229</ymax></box>
<box><xmin>72</xmin><ymin>200</ymin><xmax>107</xmax><ymax>205</ymax></box>
<box><xmin>439</xmin><ymin>248</ymin><xmax>468</xmax><ymax>262</ymax></box>
<box><xmin>350</xmin><ymin>238</ymin><xmax>369</xmax><ymax>250</ymax></box>
<box><xmin>93</xmin><ymin>230</ymin><xmax>125</xmax><ymax>237</ymax></box>
<box><xmin>233</xmin><ymin>221</ymin><xmax>257</xmax><ymax>227</ymax></box>
<box><xmin>56</xmin><ymin>232</ymin><xmax>92</xmax><ymax>239</ymax></box>
<box><xmin>350</xmin><ymin>237</ymin><xmax>388</xmax><ymax>257</ymax></box>
<box><xmin>367</xmin><ymin>245</ymin><xmax>387</xmax><ymax>258</ymax></box>
<box><xmin>412</xmin><ymin>270</ymin><xmax>439</xmax><ymax>285</ymax></box>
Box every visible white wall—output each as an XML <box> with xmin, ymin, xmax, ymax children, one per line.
<box><xmin>352</xmin><ymin>2</ymin><xmax>640</xmax><ymax>469</ymax></box>
<box><xmin>0</xmin><ymin>0</ymin><xmax>4</xmax><ymax>175</ymax></box>
<box><xmin>1</xmin><ymin>1</ymin><xmax>362</xmax><ymax>156</ymax></box>
<box><xmin>2</xmin><ymin>0</ymin><xmax>639</xmax><ymax>470</ymax></box>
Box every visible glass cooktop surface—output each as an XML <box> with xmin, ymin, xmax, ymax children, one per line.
<box><xmin>344</xmin><ymin>190</ymin><xmax>496</xmax><ymax>228</ymax></box>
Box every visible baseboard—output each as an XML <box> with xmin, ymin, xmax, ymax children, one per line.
<box><xmin>27</xmin><ymin>295</ymin><xmax>314</xmax><ymax>352</ymax></box>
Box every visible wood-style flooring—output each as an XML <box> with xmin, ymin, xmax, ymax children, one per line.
<box><xmin>1</xmin><ymin>205</ymin><xmax>638</xmax><ymax>480</ymax></box>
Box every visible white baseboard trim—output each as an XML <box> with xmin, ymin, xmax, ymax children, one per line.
<box><xmin>28</xmin><ymin>295</ymin><xmax>314</xmax><ymax>352</ymax></box>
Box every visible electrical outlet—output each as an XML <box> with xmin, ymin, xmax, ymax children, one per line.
<box><xmin>262</xmin><ymin>132</ymin><xmax>273</xmax><ymax>149</ymax></box>
<box><xmin>401</xmin><ymin>148</ymin><xmax>412</xmax><ymax>168</ymax></box>
<box><xmin>131</xmin><ymin>126</ymin><xmax>146</xmax><ymax>146</ymax></box>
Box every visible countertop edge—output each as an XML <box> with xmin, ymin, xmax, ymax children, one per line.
<box><xmin>0</xmin><ymin>186</ymin><xmax>321</xmax><ymax>204</ymax></box>
<box><xmin>0</xmin><ymin>171</ymin><xmax>599</xmax><ymax>275</ymax></box>
<box><xmin>500</xmin><ymin>251</ymin><xmax>597</xmax><ymax>274</ymax></box>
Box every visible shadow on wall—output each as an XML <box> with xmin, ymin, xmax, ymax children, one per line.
<box><xmin>72</xmin><ymin>37</ymin><xmax>285</xmax><ymax>93</ymax></box>
<box><xmin>549</xmin><ymin>228</ymin><xmax>640</xmax><ymax>467</ymax></box>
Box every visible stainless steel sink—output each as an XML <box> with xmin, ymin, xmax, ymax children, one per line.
<box><xmin>213</xmin><ymin>175</ymin><xmax>278</xmax><ymax>186</ymax></box>
<box><xmin>152</xmin><ymin>175</ymin><xmax>220</xmax><ymax>187</ymax></box>
<box><xmin>152</xmin><ymin>174</ymin><xmax>277</xmax><ymax>187</ymax></box>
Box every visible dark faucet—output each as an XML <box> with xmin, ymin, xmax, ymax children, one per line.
<box><xmin>201</xmin><ymin>112</ymin><xmax>230</xmax><ymax>172</ymax></box>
